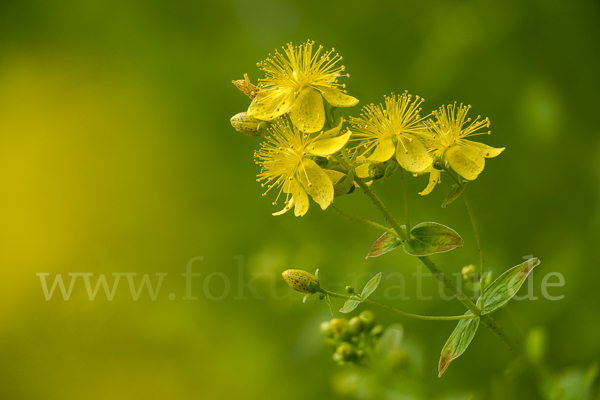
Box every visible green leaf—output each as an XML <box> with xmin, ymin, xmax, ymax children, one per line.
<box><xmin>325</xmin><ymin>294</ymin><xmax>334</xmax><ymax>316</ymax></box>
<box><xmin>334</xmin><ymin>168</ymin><xmax>355</xmax><ymax>196</ymax></box>
<box><xmin>366</xmin><ymin>232</ymin><xmax>403</xmax><ymax>258</ymax></box>
<box><xmin>403</xmin><ymin>222</ymin><xmax>464</xmax><ymax>256</ymax></box>
<box><xmin>361</xmin><ymin>272</ymin><xmax>382</xmax><ymax>301</ymax></box>
<box><xmin>302</xmin><ymin>293</ymin><xmax>311</xmax><ymax>303</ymax></box>
<box><xmin>479</xmin><ymin>258</ymin><xmax>541</xmax><ymax>314</ymax></box>
<box><xmin>376</xmin><ymin>324</ymin><xmax>404</xmax><ymax>354</ymax></box>
<box><xmin>441</xmin><ymin>184</ymin><xmax>465</xmax><ymax>208</ymax></box>
<box><xmin>439</xmin><ymin>314</ymin><xmax>480</xmax><ymax>377</ymax></box>
<box><xmin>339</xmin><ymin>299</ymin><xmax>360</xmax><ymax>313</ymax></box>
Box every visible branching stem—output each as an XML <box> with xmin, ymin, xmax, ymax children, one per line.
<box><xmin>319</xmin><ymin>289</ymin><xmax>477</xmax><ymax>321</ymax></box>
<box><xmin>332</xmin><ymin>154</ymin><xmax>521</xmax><ymax>352</ymax></box>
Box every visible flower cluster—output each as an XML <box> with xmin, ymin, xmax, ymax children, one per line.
<box><xmin>231</xmin><ymin>40</ymin><xmax>504</xmax><ymax>216</ymax></box>
<box><xmin>320</xmin><ymin>311</ymin><xmax>385</xmax><ymax>365</ymax></box>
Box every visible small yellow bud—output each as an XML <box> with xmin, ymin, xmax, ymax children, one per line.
<box><xmin>230</xmin><ymin>112</ymin><xmax>265</xmax><ymax>137</ymax></box>
<box><xmin>330</xmin><ymin>318</ymin><xmax>349</xmax><ymax>337</ymax></box>
<box><xmin>336</xmin><ymin>342</ymin><xmax>355</xmax><ymax>361</ymax></box>
<box><xmin>461</xmin><ymin>265</ymin><xmax>478</xmax><ymax>282</ymax></box>
<box><xmin>232</xmin><ymin>73</ymin><xmax>259</xmax><ymax>99</ymax></box>
<box><xmin>359</xmin><ymin>310</ymin><xmax>375</xmax><ymax>329</ymax></box>
<box><xmin>282</xmin><ymin>269</ymin><xmax>318</xmax><ymax>293</ymax></box>
<box><xmin>348</xmin><ymin>316</ymin><xmax>363</xmax><ymax>335</ymax></box>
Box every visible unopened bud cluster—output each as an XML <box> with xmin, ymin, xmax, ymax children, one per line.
<box><xmin>320</xmin><ymin>311</ymin><xmax>384</xmax><ymax>365</ymax></box>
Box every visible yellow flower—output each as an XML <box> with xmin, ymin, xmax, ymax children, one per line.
<box><xmin>248</xmin><ymin>41</ymin><xmax>359</xmax><ymax>133</ymax></box>
<box><xmin>351</xmin><ymin>92</ymin><xmax>432</xmax><ymax>177</ymax></box>
<box><xmin>282</xmin><ymin>269</ymin><xmax>318</xmax><ymax>293</ymax></box>
<box><xmin>255</xmin><ymin>120</ymin><xmax>352</xmax><ymax>216</ymax></box>
<box><xmin>419</xmin><ymin>103</ymin><xmax>505</xmax><ymax>195</ymax></box>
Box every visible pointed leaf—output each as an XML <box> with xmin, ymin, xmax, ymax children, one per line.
<box><xmin>366</xmin><ymin>232</ymin><xmax>403</xmax><ymax>258</ymax></box>
<box><xmin>376</xmin><ymin>324</ymin><xmax>404</xmax><ymax>354</ymax></box>
<box><xmin>439</xmin><ymin>314</ymin><xmax>480</xmax><ymax>377</ymax></box>
<box><xmin>339</xmin><ymin>299</ymin><xmax>361</xmax><ymax>313</ymax></box>
<box><xmin>325</xmin><ymin>293</ymin><xmax>334</xmax><ymax>316</ymax></box>
<box><xmin>302</xmin><ymin>293</ymin><xmax>311</xmax><ymax>303</ymax></box>
<box><xmin>403</xmin><ymin>222</ymin><xmax>464</xmax><ymax>256</ymax></box>
<box><xmin>441</xmin><ymin>184</ymin><xmax>466</xmax><ymax>208</ymax></box>
<box><xmin>479</xmin><ymin>258</ymin><xmax>541</xmax><ymax>314</ymax></box>
<box><xmin>361</xmin><ymin>272</ymin><xmax>382</xmax><ymax>301</ymax></box>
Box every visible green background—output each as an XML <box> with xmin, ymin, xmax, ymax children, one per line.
<box><xmin>1</xmin><ymin>0</ymin><xmax>598</xmax><ymax>399</ymax></box>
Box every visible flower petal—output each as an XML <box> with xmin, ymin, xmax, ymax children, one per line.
<box><xmin>309</xmin><ymin>131</ymin><xmax>352</xmax><ymax>157</ymax></box>
<box><xmin>362</xmin><ymin>138</ymin><xmax>395</xmax><ymax>163</ymax></box>
<box><xmin>298</xmin><ymin>159</ymin><xmax>334</xmax><ymax>210</ymax></box>
<box><xmin>248</xmin><ymin>87</ymin><xmax>295</xmax><ymax>120</ymax></box>
<box><xmin>463</xmin><ymin>140</ymin><xmax>505</xmax><ymax>158</ymax></box>
<box><xmin>396</xmin><ymin>133</ymin><xmax>433</xmax><ymax>173</ymax></box>
<box><xmin>419</xmin><ymin>169</ymin><xmax>441</xmax><ymax>196</ymax></box>
<box><xmin>289</xmin><ymin>87</ymin><xmax>325</xmax><ymax>133</ymax></box>
<box><xmin>321</xmin><ymin>120</ymin><xmax>343</xmax><ymax>139</ymax></box>
<box><xmin>324</xmin><ymin>170</ymin><xmax>346</xmax><ymax>184</ymax></box>
<box><xmin>446</xmin><ymin>144</ymin><xmax>485</xmax><ymax>181</ymax></box>
<box><xmin>355</xmin><ymin>163</ymin><xmax>371</xmax><ymax>178</ymax></box>
<box><xmin>289</xmin><ymin>178</ymin><xmax>309</xmax><ymax>217</ymax></box>
<box><xmin>272</xmin><ymin>196</ymin><xmax>294</xmax><ymax>216</ymax></box>
<box><xmin>318</xmin><ymin>87</ymin><xmax>359</xmax><ymax>108</ymax></box>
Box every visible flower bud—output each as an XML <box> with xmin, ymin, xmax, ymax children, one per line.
<box><xmin>371</xmin><ymin>324</ymin><xmax>384</xmax><ymax>338</ymax></box>
<box><xmin>433</xmin><ymin>156</ymin><xmax>446</xmax><ymax>170</ymax></box>
<box><xmin>232</xmin><ymin>73</ymin><xmax>259</xmax><ymax>99</ymax></box>
<box><xmin>282</xmin><ymin>269</ymin><xmax>318</xmax><ymax>293</ymax></box>
<box><xmin>368</xmin><ymin>162</ymin><xmax>386</xmax><ymax>180</ymax></box>
<box><xmin>384</xmin><ymin>159</ymin><xmax>399</xmax><ymax>179</ymax></box>
<box><xmin>483</xmin><ymin>274</ymin><xmax>492</xmax><ymax>287</ymax></box>
<box><xmin>345</xmin><ymin>286</ymin><xmax>355</xmax><ymax>294</ymax></box>
<box><xmin>348</xmin><ymin>316</ymin><xmax>363</xmax><ymax>335</ymax></box>
<box><xmin>320</xmin><ymin>321</ymin><xmax>333</xmax><ymax>338</ymax></box>
<box><xmin>336</xmin><ymin>342</ymin><xmax>355</xmax><ymax>361</ymax></box>
<box><xmin>461</xmin><ymin>265</ymin><xmax>478</xmax><ymax>282</ymax></box>
<box><xmin>257</xmin><ymin>121</ymin><xmax>271</xmax><ymax>132</ymax></box>
<box><xmin>359</xmin><ymin>310</ymin><xmax>375</xmax><ymax>330</ymax></box>
<box><xmin>330</xmin><ymin>318</ymin><xmax>349</xmax><ymax>338</ymax></box>
<box><xmin>230</xmin><ymin>112</ymin><xmax>266</xmax><ymax>137</ymax></box>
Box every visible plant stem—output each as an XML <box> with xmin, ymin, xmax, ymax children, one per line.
<box><xmin>320</xmin><ymin>289</ymin><xmax>477</xmax><ymax>321</ymax></box>
<box><xmin>400</xmin><ymin>168</ymin><xmax>411</xmax><ymax>234</ymax></box>
<box><xmin>334</xmin><ymin>155</ymin><xmax>408</xmax><ymax>240</ymax></box>
<box><xmin>444</xmin><ymin>167</ymin><xmax>463</xmax><ymax>187</ymax></box>
<box><xmin>332</xmin><ymin>155</ymin><xmax>521</xmax><ymax>351</ymax></box>
<box><xmin>330</xmin><ymin>204</ymin><xmax>399</xmax><ymax>238</ymax></box>
<box><xmin>463</xmin><ymin>192</ymin><xmax>486</xmax><ymax>311</ymax></box>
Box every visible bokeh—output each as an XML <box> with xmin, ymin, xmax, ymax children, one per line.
<box><xmin>1</xmin><ymin>0</ymin><xmax>599</xmax><ymax>399</ymax></box>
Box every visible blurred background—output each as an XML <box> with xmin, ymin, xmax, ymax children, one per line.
<box><xmin>1</xmin><ymin>0</ymin><xmax>599</xmax><ymax>399</ymax></box>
